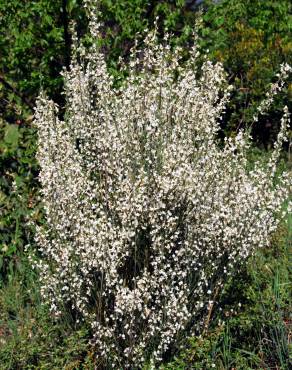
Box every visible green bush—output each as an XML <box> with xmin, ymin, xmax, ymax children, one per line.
<box><xmin>199</xmin><ymin>0</ymin><xmax>292</xmax><ymax>144</ymax></box>
<box><xmin>0</xmin><ymin>258</ymin><xmax>95</xmax><ymax>369</ymax></box>
<box><xmin>0</xmin><ymin>118</ymin><xmax>40</xmax><ymax>283</ymax></box>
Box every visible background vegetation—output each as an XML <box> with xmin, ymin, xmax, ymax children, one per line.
<box><xmin>0</xmin><ymin>0</ymin><xmax>291</xmax><ymax>368</ymax></box>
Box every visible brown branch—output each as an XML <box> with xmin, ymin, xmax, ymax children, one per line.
<box><xmin>203</xmin><ymin>285</ymin><xmax>220</xmax><ymax>335</ymax></box>
<box><xmin>0</xmin><ymin>74</ymin><xmax>34</xmax><ymax>111</ymax></box>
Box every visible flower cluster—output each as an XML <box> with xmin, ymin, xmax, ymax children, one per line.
<box><xmin>34</xmin><ymin>10</ymin><xmax>291</xmax><ymax>368</ymax></box>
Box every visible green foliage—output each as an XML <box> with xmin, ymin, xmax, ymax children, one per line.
<box><xmin>0</xmin><ymin>0</ymin><xmax>60</xmax><ymax>118</ymax></box>
<box><xmin>0</xmin><ymin>118</ymin><xmax>41</xmax><ymax>283</ymax></box>
<box><xmin>0</xmin><ymin>0</ymin><xmax>196</xmax><ymax>118</ymax></box>
<box><xmin>1</xmin><ymin>0</ymin><xmax>290</xmax><ymax>139</ymax></box>
<box><xmin>0</xmin><ymin>0</ymin><xmax>85</xmax><ymax>279</ymax></box>
<box><xmin>95</xmin><ymin>0</ymin><xmax>197</xmax><ymax>76</ymax></box>
<box><xmin>0</xmin><ymin>0</ymin><xmax>63</xmax><ymax>276</ymax></box>
<box><xmin>199</xmin><ymin>0</ymin><xmax>292</xmax><ymax>144</ymax></box>
<box><xmin>0</xmin><ymin>257</ymin><xmax>95</xmax><ymax>369</ymax></box>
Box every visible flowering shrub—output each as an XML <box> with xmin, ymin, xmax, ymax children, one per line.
<box><xmin>33</xmin><ymin>7</ymin><xmax>291</xmax><ymax>367</ymax></box>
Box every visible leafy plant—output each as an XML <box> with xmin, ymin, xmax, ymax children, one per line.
<box><xmin>0</xmin><ymin>257</ymin><xmax>95</xmax><ymax>369</ymax></box>
<box><xmin>199</xmin><ymin>0</ymin><xmax>292</xmax><ymax>144</ymax></box>
<box><xmin>0</xmin><ymin>118</ymin><xmax>40</xmax><ymax>284</ymax></box>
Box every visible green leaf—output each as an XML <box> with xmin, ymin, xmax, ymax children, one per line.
<box><xmin>4</xmin><ymin>125</ymin><xmax>20</xmax><ymax>149</ymax></box>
